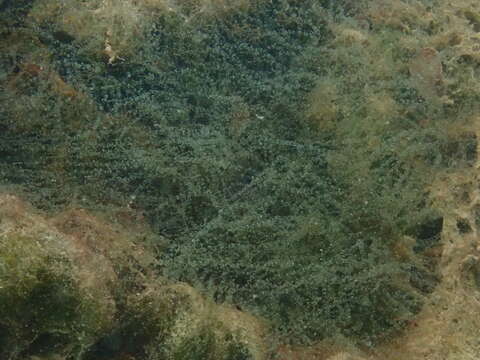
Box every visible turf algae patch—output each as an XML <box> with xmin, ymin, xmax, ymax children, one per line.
<box><xmin>409</xmin><ymin>47</ymin><xmax>447</xmax><ymax>105</ymax></box>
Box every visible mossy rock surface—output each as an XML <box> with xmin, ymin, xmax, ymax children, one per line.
<box><xmin>0</xmin><ymin>194</ymin><xmax>264</xmax><ymax>360</ymax></box>
<box><xmin>3</xmin><ymin>0</ymin><xmax>480</xmax><ymax>350</ymax></box>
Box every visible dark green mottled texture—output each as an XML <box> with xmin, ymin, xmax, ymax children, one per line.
<box><xmin>0</xmin><ymin>0</ymin><xmax>463</xmax><ymax>350</ymax></box>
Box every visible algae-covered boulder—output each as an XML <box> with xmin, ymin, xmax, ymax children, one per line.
<box><xmin>155</xmin><ymin>283</ymin><xmax>267</xmax><ymax>360</ymax></box>
<box><xmin>0</xmin><ymin>195</ymin><xmax>115</xmax><ymax>359</ymax></box>
<box><xmin>0</xmin><ymin>194</ymin><xmax>265</xmax><ymax>360</ymax></box>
